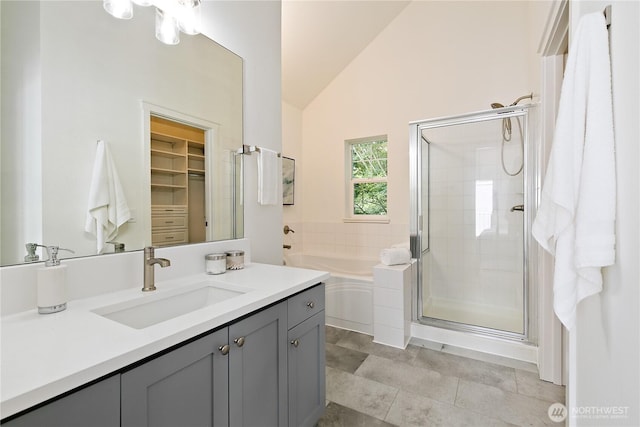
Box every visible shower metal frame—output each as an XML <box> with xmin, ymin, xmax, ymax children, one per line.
<box><xmin>409</xmin><ymin>105</ymin><xmax>537</xmax><ymax>343</ymax></box>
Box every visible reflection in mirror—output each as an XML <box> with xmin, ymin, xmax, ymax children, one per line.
<box><xmin>1</xmin><ymin>1</ymin><xmax>243</xmax><ymax>266</ymax></box>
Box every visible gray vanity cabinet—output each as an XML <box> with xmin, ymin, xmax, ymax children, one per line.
<box><xmin>287</xmin><ymin>284</ymin><xmax>326</xmax><ymax>427</ymax></box>
<box><xmin>121</xmin><ymin>327</ymin><xmax>229</xmax><ymax>427</ymax></box>
<box><xmin>3</xmin><ymin>284</ymin><xmax>324</xmax><ymax>427</ymax></box>
<box><xmin>287</xmin><ymin>311</ymin><xmax>326</xmax><ymax>427</ymax></box>
<box><xmin>120</xmin><ymin>301</ymin><xmax>288</xmax><ymax>427</ymax></box>
<box><xmin>2</xmin><ymin>375</ymin><xmax>120</xmax><ymax>427</ymax></box>
<box><xmin>229</xmin><ymin>301</ymin><xmax>288</xmax><ymax>427</ymax></box>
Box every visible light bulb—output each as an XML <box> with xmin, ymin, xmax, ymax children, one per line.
<box><xmin>155</xmin><ymin>8</ymin><xmax>180</xmax><ymax>45</ymax></box>
<box><xmin>177</xmin><ymin>0</ymin><xmax>201</xmax><ymax>35</ymax></box>
<box><xmin>103</xmin><ymin>0</ymin><xmax>133</xmax><ymax>19</ymax></box>
<box><xmin>132</xmin><ymin>0</ymin><xmax>153</xmax><ymax>6</ymax></box>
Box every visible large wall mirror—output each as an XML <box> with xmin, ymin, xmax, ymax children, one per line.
<box><xmin>1</xmin><ymin>1</ymin><xmax>244</xmax><ymax>266</ymax></box>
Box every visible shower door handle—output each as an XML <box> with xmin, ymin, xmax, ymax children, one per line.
<box><xmin>510</xmin><ymin>204</ymin><xmax>524</xmax><ymax>212</ymax></box>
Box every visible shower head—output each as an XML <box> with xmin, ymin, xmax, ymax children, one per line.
<box><xmin>510</xmin><ymin>92</ymin><xmax>533</xmax><ymax>106</ymax></box>
<box><xmin>491</xmin><ymin>93</ymin><xmax>534</xmax><ymax>109</ymax></box>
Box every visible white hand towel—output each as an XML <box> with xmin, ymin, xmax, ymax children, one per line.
<box><xmin>257</xmin><ymin>148</ymin><xmax>280</xmax><ymax>205</ymax></box>
<box><xmin>84</xmin><ymin>140</ymin><xmax>131</xmax><ymax>254</ymax></box>
<box><xmin>532</xmin><ymin>12</ymin><xmax>615</xmax><ymax>331</ymax></box>
<box><xmin>380</xmin><ymin>247</ymin><xmax>411</xmax><ymax>266</ymax></box>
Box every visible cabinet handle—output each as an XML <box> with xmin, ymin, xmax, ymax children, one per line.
<box><xmin>306</xmin><ymin>301</ymin><xmax>315</xmax><ymax>309</ymax></box>
<box><xmin>290</xmin><ymin>339</ymin><xmax>299</xmax><ymax>348</ymax></box>
<box><xmin>234</xmin><ymin>337</ymin><xmax>245</xmax><ymax>347</ymax></box>
<box><xmin>218</xmin><ymin>344</ymin><xmax>230</xmax><ymax>355</ymax></box>
<box><xmin>164</xmin><ymin>221</ymin><xmax>174</xmax><ymax>224</ymax></box>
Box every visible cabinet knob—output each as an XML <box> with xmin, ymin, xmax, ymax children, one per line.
<box><xmin>306</xmin><ymin>301</ymin><xmax>315</xmax><ymax>309</ymax></box>
<box><xmin>218</xmin><ymin>344</ymin><xmax>230</xmax><ymax>355</ymax></box>
<box><xmin>234</xmin><ymin>337</ymin><xmax>245</xmax><ymax>347</ymax></box>
<box><xmin>290</xmin><ymin>339</ymin><xmax>299</xmax><ymax>348</ymax></box>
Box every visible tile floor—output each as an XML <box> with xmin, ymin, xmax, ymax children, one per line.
<box><xmin>318</xmin><ymin>326</ymin><xmax>565</xmax><ymax>427</ymax></box>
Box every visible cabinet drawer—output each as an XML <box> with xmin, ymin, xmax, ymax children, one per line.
<box><xmin>152</xmin><ymin>214</ymin><xmax>187</xmax><ymax>228</ymax></box>
<box><xmin>288</xmin><ymin>284</ymin><xmax>325</xmax><ymax>329</ymax></box>
<box><xmin>152</xmin><ymin>206</ymin><xmax>188</xmax><ymax>214</ymax></box>
<box><xmin>152</xmin><ymin>230</ymin><xmax>188</xmax><ymax>246</ymax></box>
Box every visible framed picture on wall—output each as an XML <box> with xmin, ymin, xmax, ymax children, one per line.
<box><xmin>282</xmin><ymin>157</ymin><xmax>295</xmax><ymax>205</ymax></box>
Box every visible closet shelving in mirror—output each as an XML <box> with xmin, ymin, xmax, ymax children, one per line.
<box><xmin>150</xmin><ymin>116</ymin><xmax>207</xmax><ymax>247</ymax></box>
<box><xmin>150</xmin><ymin>132</ymin><xmax>188</xmax><ymax>205</ymax></box>
<box><xmin>187</xmin><ymin>141</ymin><xmax>206</xmax><ymax>176</ymax></box>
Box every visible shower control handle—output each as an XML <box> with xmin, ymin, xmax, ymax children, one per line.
<box><xmin>510</xmin><ymin>204</ymin><xmax>524</xmax><ymax>212</ymax></box>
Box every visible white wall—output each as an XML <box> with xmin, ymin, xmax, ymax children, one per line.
<box><xmin>282</xmin><ymin>101</ymin><xmax>304</xmax><ymax>252</ymax></box>
<box><xmin>297</xmin><ymin>1</ymin><xmax>538</xmax><ymax>259</ymax></box>
<box><xmin>202</xmin><ymin>1</ymin><xmax>283</xmax><ymax>264</ymax></box>
<box><xmin>569</xmin><ymin>1</ymin><xmax>640</xmax><ymax>425</ymax></box>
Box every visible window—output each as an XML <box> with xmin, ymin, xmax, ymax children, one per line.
<box><xmin>345</xmin><ymin>136</ymin><xmax>388</xmax><ymax>219</ymax></box>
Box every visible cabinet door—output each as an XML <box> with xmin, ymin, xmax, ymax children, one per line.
<box><xmin>2</xmin><ymin>375</ymin><xmax>120</xmax><ymax>427</ymax></box>
<box><xmin>229</xmin><ymin>302</ymin><xmax>288</xmax><ymax>427</ymax></box>
<box><xmin>288</xmin><ymin>311</ymin><xmax>326</xmax><ymax>427</ymax></box>
<box><xmin>121</xmin><ymin>328</ymin><xmax>229</xmax><ymax>427</ymax></box>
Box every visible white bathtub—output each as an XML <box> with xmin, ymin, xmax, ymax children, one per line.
<box><xmin>284</xmin><ymin>253</ymin><xmax>376</xmax><ymax>335</ymax></box>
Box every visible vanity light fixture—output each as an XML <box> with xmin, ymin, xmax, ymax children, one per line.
<box><xmin>103</xmin><ymin>0</ymin><xmax>133</xmax><ymax>20</ymax></box>
<box><xmin>103</xmin><ymin>0</ymin><xmax>201</xmax><ymax>45</ymax></box>
<box><xmin>155</xmin><ymin>8</ymin><xmax>181</xmax><ymax>45</ymax></box>
<box><xmin>176</xmin><ymin>0</ymin><xmax>202</xmax><ymax>35</ymax></box>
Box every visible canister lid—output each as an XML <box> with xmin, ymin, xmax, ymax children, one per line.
<box><xmin>205</xmin><ymin>253</ymin><xmax>227</xmax><ymax>260</ymax></box>
<box><xmin>225</xmin><ymin>250</ymin><xmax>244</xmax><ymax>256</ymax></box>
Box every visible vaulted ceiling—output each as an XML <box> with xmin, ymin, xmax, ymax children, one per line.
<box><xmin>281</xmin><ymin>0</ymin><xmax>411</xmax><ymax>110</ymax></box>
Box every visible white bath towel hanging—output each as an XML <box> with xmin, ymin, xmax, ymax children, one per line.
<box><xmin>257</xmin><ymin>147</ymin><xmax>280</xmax><ymax>205</ymax></box>
<box><xmin>532</xmin><ymin>12</ymin><xmax>615</xmax><ymax>331</ymax></box>
<box><xmin>85</xmin><ymin>140</ymin><xmax>131</xmax><ymax>254</ymax></box>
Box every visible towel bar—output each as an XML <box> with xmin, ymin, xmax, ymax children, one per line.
<box><xmin>237</xmin><ymin>144</ymin><xmax>281</xmax><ymax>158</ymax></box>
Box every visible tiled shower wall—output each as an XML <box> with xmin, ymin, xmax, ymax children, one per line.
<box><xmin>424</xmin><ymin>123</ymin><xmax>524</xmax><ymax>315</ymax></box>
<box><xmin>283</xmin><ymin>222</ymin><xmax>409</xmax><ymax>260</ymax></box>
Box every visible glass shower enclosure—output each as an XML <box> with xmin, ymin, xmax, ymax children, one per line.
<box><xmin>409</xmin><ymin>106</ymin><xmax>535</xmax><ymax>341</ymax></box>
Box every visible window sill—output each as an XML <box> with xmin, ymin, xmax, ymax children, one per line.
<box><xmin>342</xmin><ymin>217</ymin><xmax>390</xmax><ymax>224</ymax></box>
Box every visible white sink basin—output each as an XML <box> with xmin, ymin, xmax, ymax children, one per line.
<box><xmin>93</xmin><ymin>283</ymin><xmax>246</xmax><ymax>329</ymax></box>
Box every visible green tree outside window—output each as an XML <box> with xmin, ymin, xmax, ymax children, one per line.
<box><xmin>348</xmin><ymin>138</ymin><xmax>388</xmax><ymax>216</ymax></box>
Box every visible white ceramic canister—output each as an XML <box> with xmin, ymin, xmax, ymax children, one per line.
<box><xmin>226</xmin><ymin>250</ymin><xmax>244</xmax><ymax>270</ymax></box>
<box><xmin>205</xmin><ymin>253</ymin><xmax>227</xmax><ymax>275</ymax></box>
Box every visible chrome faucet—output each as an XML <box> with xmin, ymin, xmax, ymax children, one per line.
<box><xmin>143</xmin><ymin>247</ymin><xmax>171</xmax><ymax>292</ymax></box>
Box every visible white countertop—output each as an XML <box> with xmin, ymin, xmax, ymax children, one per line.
<box><xmin>0</xmin><ymin>263</ymin><xmax>329</xmax><ymax>419</ymax></box>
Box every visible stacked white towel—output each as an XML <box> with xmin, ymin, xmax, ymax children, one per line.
<box><xmin>380</xmin><ymin>247</ymin><xmax>412</xmax><ymax>266</ymax></box>
<box><xmin>257</xmin><ymin>148</ymin><xmax>280</xmax><ymax>206</ymax></box>
<box><xmin>85</xmin><ymin>140</ymin><xmax>131</xmax><ymax>254</ymax></box>
<box><xmin>532</xmin><ymin>12</ymin><xmax>615</xmax><ymax>331</ymax></box>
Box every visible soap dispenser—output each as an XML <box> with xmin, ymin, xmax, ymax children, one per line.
<box><xmin>24</xmin><ymin>243</ymin><xmax>40</xmax><ymax>262</ymax></box>
<box><xmin>36</xmin><ymin>245</ymin><xmax>74</xmax><ymax>314</ymax></box>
